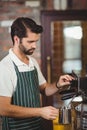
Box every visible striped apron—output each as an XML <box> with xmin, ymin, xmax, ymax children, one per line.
<box><xmin>2</xmin><ymin>62</ymin><xmax>42</xmax><ymax>130</ymax></box>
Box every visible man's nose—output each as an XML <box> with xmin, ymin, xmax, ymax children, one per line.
<box><xmin>32</xmin><ymin>42</ymin><xmax>36</xmax><ymax>48</ymax></box>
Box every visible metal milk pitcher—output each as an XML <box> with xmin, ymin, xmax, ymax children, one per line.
<box><xmin>58</xmin><ymin>106</ymin><xmax>71</xmax><ymax>124</ymax></box>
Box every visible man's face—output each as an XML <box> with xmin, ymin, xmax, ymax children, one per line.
<box><xmin>18</xmin><ymin>31</ymin><xmax>40</xmax><ymax>55</ymax></box>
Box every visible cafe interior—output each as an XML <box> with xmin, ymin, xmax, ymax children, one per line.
<box><xmin>0</xmin><ymin>0</ymin><xmax>87</xmax><ymax>130</ymax></box>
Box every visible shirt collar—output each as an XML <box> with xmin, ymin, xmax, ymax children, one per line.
<box><xmin>9</xmin><ymin>48</ymin><xmax>32</xmax><ymax>66</ymax></box>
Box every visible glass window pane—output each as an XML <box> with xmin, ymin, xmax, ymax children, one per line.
<box><xmin>63</xmin><ymin>26</ymin><xmax>82</xmax><ymax>59</ymax></box>
<box><xmin>63</xmin><ymin>60</ymin><xmax>82</xmax><ymax>73</ymax></box>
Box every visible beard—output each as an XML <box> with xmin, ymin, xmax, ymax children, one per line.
<box><xmin>19</xmin><ymin>44</ymin><xmax>35</xmax><ymax>55</ymax></box>
<box><xmin>24</xmin><ymin>48</ymin><xmax>35</xmax><ymax>55</ymax></box>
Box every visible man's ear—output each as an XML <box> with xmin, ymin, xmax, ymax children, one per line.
<box><xmin>14</xmin><ymin>35</ymin><xmax>20</xmax><ymax>44</ymax></box>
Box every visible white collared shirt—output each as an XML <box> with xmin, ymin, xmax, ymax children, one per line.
<box><xmin>0</xmin><ymin>49</ymin><xmax>46</xmax><ymax>97</ymax></box>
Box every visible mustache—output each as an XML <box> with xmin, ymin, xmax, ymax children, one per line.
<box><xmin>28</xmin><ymin>48</ymin><xmax>35</xmax><ymax>51</ymax></box>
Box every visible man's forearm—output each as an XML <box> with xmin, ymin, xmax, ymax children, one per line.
<box><xmin>45</xmin><ymin>83</ymin><xmax>58</xmax><ymax>96</ymax></box>
<box><xmin>0</xmin><ymin>104</ymin><xmax>41</xmax><ymax>118</ymax></box>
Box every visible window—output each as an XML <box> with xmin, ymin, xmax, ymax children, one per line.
<box><xmin>63</xmin><ymin>22</ymin><xmax>82</xmax><ymax>73</ymax></box>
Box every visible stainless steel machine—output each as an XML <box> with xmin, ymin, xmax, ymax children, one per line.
<box><xmin>59</xmin><ymin>72</ymin><xmax>87</xmax><ymax>130</ymax></box>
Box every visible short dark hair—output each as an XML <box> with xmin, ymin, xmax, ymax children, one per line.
<box><xmin>11</xmin><ymin>17</ymin><xmax>43</xmax><ymax>43</ymax></box>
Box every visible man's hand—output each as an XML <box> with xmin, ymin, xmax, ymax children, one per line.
<box><xmin>40</xmin><ymin>106</ymin><xmax>58</xmax><ymax>120</ymax></box>
<box><xmin>56</xmin><ymin>75</ymin><xmax>74</xmax><ymax>91</ymax></box>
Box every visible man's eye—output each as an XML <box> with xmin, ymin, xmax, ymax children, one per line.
<box><xmin>28</xmin><ymin>41</ymin><xmax>34</xmax><ymax>43</ymax></box>
<box><xmin>27</xmin><ymin>42</ymin><xmax>32</xmax><ymax>44</ymax></box>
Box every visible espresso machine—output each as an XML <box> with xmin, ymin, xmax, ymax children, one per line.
<box><xmin>58</xmin><ymin>72</ymin><xmax>87</xmax><ymax>130</ymax></box>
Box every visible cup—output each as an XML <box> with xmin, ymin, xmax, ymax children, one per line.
<box><xmin>58</xmin><ymin>106</ymin><xmax>71</xmax><ymax>124</ymax></box>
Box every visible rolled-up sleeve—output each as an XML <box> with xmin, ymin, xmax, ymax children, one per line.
<box><xmin>0</xmin><ymin>63</ymin><xmax>14</xmax><ymax>97</ymax></box>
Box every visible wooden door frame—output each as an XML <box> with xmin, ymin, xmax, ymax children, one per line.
<box><xmin>40</xmin><ymin>10</ymin><xmax>87</xmax><ymax>80</ymax></box>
